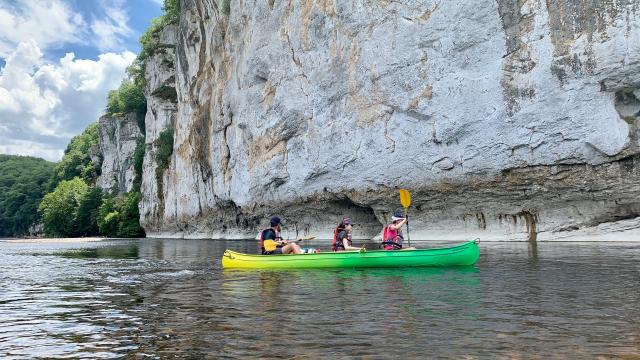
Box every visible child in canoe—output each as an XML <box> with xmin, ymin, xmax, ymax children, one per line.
<box><xmin>332</xmin><ymin>217</ymin><xmax>363</xmax><ymax>251</ymax></box>
<box><xmin>260</xmin><ymin>216</ymin><xmax>303</xmax><ymax>255</ymax></box>
<box><xmin>381</xmin><ymin>211</ymin><xmax>416</xmax><ymax>250</ymax></box>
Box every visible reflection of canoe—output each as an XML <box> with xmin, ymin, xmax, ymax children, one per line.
<box><xmin>221</xmin><ymin>240</ymin><xmax>480</xmax><ymax>269</ymax></box>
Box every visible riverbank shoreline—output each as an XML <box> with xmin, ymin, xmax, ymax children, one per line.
<box><xmin>1</xmin><ymin>237</ymin><xmax>107</xmax><ymax>243</ymax></box>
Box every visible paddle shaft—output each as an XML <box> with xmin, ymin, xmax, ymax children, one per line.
<box><xmin>404</xmin><ymin>208</ymin><xmax>411</xmax><ymax>247</ymax></box>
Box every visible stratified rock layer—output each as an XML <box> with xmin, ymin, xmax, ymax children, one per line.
<box><xmin>97</xmin><ymin>113</ymin><xmax>142</xmax><ymax>194</ymax></box>
<box><xmin>140</xmin><ymin>0</ymin><xmax>640</xmax><ymax>241</ymax></box>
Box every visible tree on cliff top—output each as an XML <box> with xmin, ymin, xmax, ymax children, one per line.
<box><xmin>106</xmin><ymin>79</ymin><xmax>147</xmax><ymax>118</ymax></box>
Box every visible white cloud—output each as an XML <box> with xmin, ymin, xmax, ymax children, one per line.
<box><xmin>0</xmin><ymin>0</ymin><xmax>86</xmax><ymax>58</ymax></box>
<box><xmin>91</xmin><ymin>0</ymin><xmax>133</xmax><ymax>52</ymax></box>
<box><xmin>0</xmin><ymin>41</ymin><xmax>136</xmax><ymax>161</ymax></box>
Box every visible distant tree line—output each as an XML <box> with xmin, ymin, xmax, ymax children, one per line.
<box><xmin>0</xmin><ymin>155</ymin><xmax>55</xmax><ymax>237</ymax></box>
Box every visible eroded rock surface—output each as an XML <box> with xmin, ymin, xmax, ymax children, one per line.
<box><xmin>139</xmin><ymin>25</ymin><xmax>179</xmax><ymax>231</ymax></box>
<box><xmin>97</xmin><ymin>113</ymin><xmax>143</xmax><ymax>194</ymax></box>
<box><xmin>139</xmin><ymin>0</ymin><xmax>640</xmax><ymax>241</ymax></box>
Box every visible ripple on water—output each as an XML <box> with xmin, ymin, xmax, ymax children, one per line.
<box><xmin>0</xmin><ymin>239</ymin><xmax>639</xmax><ymax>358</ymax></box>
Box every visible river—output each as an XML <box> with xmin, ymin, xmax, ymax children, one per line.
<box><xmin>0</xmin><ymin>238</ymin><xmax>638</xmax><ymax>359</ymax></box>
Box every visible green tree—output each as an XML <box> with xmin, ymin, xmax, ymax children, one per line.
<box><xmin>117</xmin><ymin>192</ymin><xmax>144</xmax><ymax>237</ymax></box>
<box><xmin>105</xmin><ymin>79</ymin><xmax>146</xmax><ymax>117</ymax></box>
<box><xmin>97</xmin><ymin>192</ymin><xmax>144</xmax><ymax>237</ymax></box>
<box><xmin>97</xmin><ymin>196</ymin><xmax>119</xmax><ymax>236</ymax></box>
<box><xmin>38</xmin><ymin>178</ymin><xmax>88</xmax><ymax>237</ymax></box>
<box><xmin>75</xmin><ymin>186</ymin><xmax>103</xmax><ymax>236</ymax></box>
<box><xmin>0</xmin><ymin>155</ymin><xmax>55</xmax><ymax>237</ymax></box>
<box><xmin>53</xmin><ymin>123</ymin><xmax>100</xmax><ymax>185</ymax></box>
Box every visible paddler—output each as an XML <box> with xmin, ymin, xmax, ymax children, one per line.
<box><xmin>332</xmin><ymin>218</ymin><xmax>362</xmax><ymax>251</ymax></box>
<box><xmin>381</xmin><ymin>211</ymin><xmax>416</xmax><ymax>250</ymax></box>
<box><xmin>260</xmin><ymin>216</ymin><xmax>303</xmax><ymax>255</ymax></box>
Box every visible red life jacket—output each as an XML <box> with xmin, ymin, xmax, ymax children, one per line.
<box><xmin>381</xmin><ymin>225</ymin><xmax>403</xmax><ymax>250</ymax></box>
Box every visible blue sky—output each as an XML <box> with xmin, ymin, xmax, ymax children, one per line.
<box><xmin>0</xmin><ymin>0</ymin><xmax>163</xmax><ymax>161</ymax></box>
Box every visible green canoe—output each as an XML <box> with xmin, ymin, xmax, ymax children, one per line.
<box><xmin>221</xmin><ymin>239</ymin><xmax>480</xmax><ymax>269</ymax></box>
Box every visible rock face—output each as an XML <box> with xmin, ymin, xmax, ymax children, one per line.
<box><xmin>139</xmin><ymin>0</ymin><xmax>640</xmax><ymax>241</ymax></box>
<box><xmin>97</xmin><ymin>113</ymin><xmax>143</xmax><ymax>194</ymax></box>
<box><xmin>139</xmin><ymin>25</ymin><xmax>179</xmax><ymax>231</ymax></box>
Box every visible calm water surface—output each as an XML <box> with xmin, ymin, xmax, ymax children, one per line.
<box><xmin>0</xmin><ymin>238</ymin><xmax>638</xmax><ymax>359</ymax></box>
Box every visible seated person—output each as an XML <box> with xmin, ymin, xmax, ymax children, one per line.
<box><xmin>260</xmin><ymin>216</ymin><xmax>303</xmax><ymax>255</ymax></box>
<box><xmin>332</xmin><ymin>218</ymin><xmax>362</xmax><ymax>251</ymax></box>
<box><xmin>381</xmin><ymin>211</ymin><xmax>416</xmax><ymax>250</ymax></box>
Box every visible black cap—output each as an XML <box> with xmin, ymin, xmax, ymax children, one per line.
<box><xmin>270</xmin><ymin>216</ymin><xmax>282</xmax><ymax>226</ymax></box>
<box><xmin>342</xmin><ymin>217</ymin><xmax>354</xmax><ymax>226</ymax></box>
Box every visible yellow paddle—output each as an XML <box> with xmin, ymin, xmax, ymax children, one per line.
<box><xmin>263</xmin><ymin>236</ymin><xmax>316</xmax><ymax>252</ymax></box>
<box><xmin>399</xmin><ymin>189</ymin><xmax>411</xmax><ymax>247</ymax></box>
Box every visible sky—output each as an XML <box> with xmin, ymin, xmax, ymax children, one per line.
<box><xmin>0</xmin><ymin>0</ymin><xmax>163</xmax><ymax>161</ymax></box>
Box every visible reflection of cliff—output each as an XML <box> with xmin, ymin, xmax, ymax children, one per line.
<box><xmin>138</xmin><ymin>0</ymin><xmax>640</xmax><ymax>241</ymax></box>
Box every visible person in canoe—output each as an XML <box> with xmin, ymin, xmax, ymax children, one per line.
<box><xmin>332</xmin><ymin>217</ymin><xmax>363</xmax><ymax>251</ymax></box>
<box><xmin>381</xmin><ymin>211</ymin><xmax>416</xmax><ymax>250</ymax></box>
<box><xmin>260</xmin><ymin>216</ymin><xmax>303</xmax><ymax>255</ymax></box>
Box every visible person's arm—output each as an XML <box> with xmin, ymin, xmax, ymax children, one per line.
<box><xmin>389</xmin><ymin>219</ymin><xmax>407</xmax><ymax>230</ymax></box>
<box><xmin>344</xmin><ymin>244</ymin><xmax>361</xmax><ymax>250</ymax></box>
<box><xmin>343</xmin><ymin>239</ymin><xmax>360</xmax><ymax>251</ymax></box>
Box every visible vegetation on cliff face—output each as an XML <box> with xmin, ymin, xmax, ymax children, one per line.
<box><xmin>130</xmin><ymin>0</ymin><xmax>180</xmax><ymax>88</ymax></box>
<box><xmin>155</xmin><ymin>127</ymin><xmax>174</xmax><ymax>169</ymax></box>
<box><xmin>0</xmin><ymin>155</ymin><xmax>55</xmax><ymax>237</ymax></box>
<box><xmin>106</xmin><ymin>80</ymin><xmax>147</xmax><ymax>116</ymax></box>
<box><xmin>54</xmin><ymin>123</ymin><xmax>100</xmax><ymax>185</ymax></box>
<box><xmin>97</xmin><ymin>192</ymin><xmax>144</xmax><ymax>238</ymax></box>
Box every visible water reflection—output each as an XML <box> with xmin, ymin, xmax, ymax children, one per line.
<box><xmin>0</xmin><ymin>239</ymin><xmax>638</xmax><ymax>358</ymax></box>
<box><xmin>56</xmin><ymin>244</ymin><xmax>139</xmax><ymax>259</ymax></box>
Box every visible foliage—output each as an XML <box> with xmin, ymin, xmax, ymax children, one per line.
<box><xmin>0</xmin><ymin>155</ymin><xmax>55</xmax><ymax>237</ymax></box>
<box><xmin>221</xmin><ymin>0</ymin><xmax>231</xmax><ymax>15</ymax></box>
<box><xmin>75</xmin><ymin>187</ymin><xmax>103</xmax><ymax>236</ymax></box>
<box><xmin>54</xmin><ymin>123</ymin><xmax>100</xmax><ymax>185</ymax></box>
<box><xmin>106</xmin><ymin>79</ymin><xmax>147</xmax><ymax>117</ymax></box>
<box><xmin>40</xmin><ymin>180</ymin><xmax>143</xmax><ymax>238</ymax></box>
<box><xmin>97</xmin><ymin>192</ymin><xmax>144</xmax><ymax>238</ymax></box>
<box><xmin>117</xmin><ymin>192</ymin><xmax>144</xmax><ymax>237</ymax></box>
<box><xmin>38</xmin><ymin>178</ymin><xmax>89</xmax><ymax>237</ymax></box>
<box><xmin>97</xmin><ymin>197</ymin><xmax>119</xmax><ymax>236</ymax></box>
<box><xmin>155</xmin><ymin>127</ymin><xmax>174</xmax><ymax>168</ymax></box>
<box><xmin>164</xmin><ymin>0</ymin><xmax>180</xmax><ymax>23</ymax></box>
<box><xmin>139</xmin><ymin>0</ymin><xmax>180</xmax><ymax>63</ymax></box>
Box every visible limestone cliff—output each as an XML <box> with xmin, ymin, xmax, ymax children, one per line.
<box><xmin>96</xmin><ymin>113</ymin><xmax>143</xmax><ymax>194</ymax></box>
<box><xmin>139</xmin><ymin>0</ymin><xmax>640</xmax><ymax>241</ymax></box>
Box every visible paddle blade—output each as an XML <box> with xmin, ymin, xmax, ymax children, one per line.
<box><xmin>399</xmin><ymin>189</ymin><xmax>411</xmax><ymax>208</ymax></box>
<box><xmin>263</xmin><ymin>240</ymin><xmax>278</xmax><ymax>252</ymax></box>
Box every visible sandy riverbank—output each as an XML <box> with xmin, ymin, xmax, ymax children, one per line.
<box><xmin>1</xmin><ymin>237</ymin><xmax>108</xmax><ymax>244</ymax></box>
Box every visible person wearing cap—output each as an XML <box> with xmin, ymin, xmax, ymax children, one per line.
<box><xmin>381</xmin><ymin>211</ymin><xmax>416</xmax><ymax>250</ymax></box>
<box><xmin>333</xmin><ymin>218</ymin><xmax>362</xmax><ymax>251</ymax></box>
<box><xmin>260</xmin><ymin>216</ymin><xmax>303</xmax><ymax>255</ymax></box>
